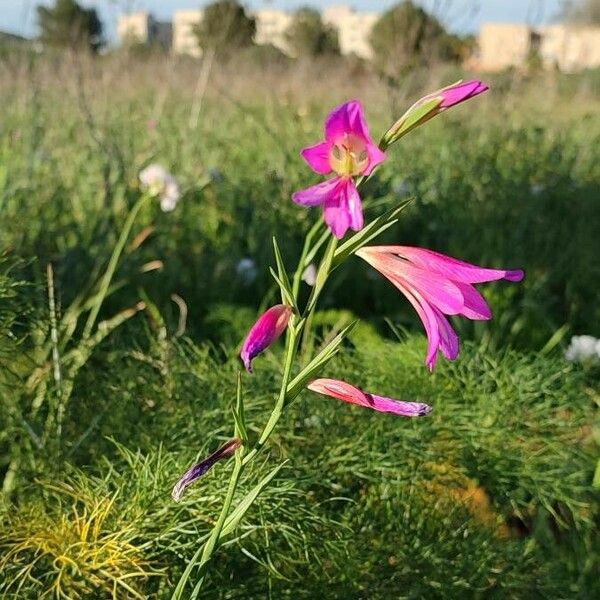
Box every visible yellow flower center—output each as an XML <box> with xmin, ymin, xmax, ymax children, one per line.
<box><xmin>329</xmin><ymin>134</ymin><xmax>369</xmax><ymax>177</ymax></box>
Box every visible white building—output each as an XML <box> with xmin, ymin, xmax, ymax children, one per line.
<box><xmin>172</xmin><ymin>10</ymin><xmax>203</xmax><ymax>57</ymax></box>
<box><xmin>323</xmin><ymin>5</ymin><xmax>378</xmax><ymax>60</ymax></box>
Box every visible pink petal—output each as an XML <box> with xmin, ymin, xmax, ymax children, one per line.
<box><xmin>440</xmin><ymin>80</ymin><xmax>489</xmax><ymax>108</ymax></box>
<box><xmin>240</xmin><ymin>304</ymin><xmax>293</xmax><ymax>373</ymax></box>
<box><xmin>431</xmin><ymin>307</ymin><xmax>460</xmax><ymax>361</ymax></box>
<box><xmin>292</xmin><ymin>177</ymin><xmax>341</xmax><ymax>207</ymax></box>
<box><xmin>300</xmin><ymin>141</ymin><xmax>332</xmax><ymax>175</ymax></box>
<box><xmin>322</xmin><ymin>178</ymin><xmax>363</xmax><ymax>239</ymax></box>
<box><xmin>364</xmin><ymin>143</ymin><xmax>386</xmax><ymax>176</ymax></box>
<box><xmin>385</xmin><ymin>246</ymin><xmax>524</xmax><ymax>284</ymax></box>
<box><xmin>456</xmin><ymin>282</ymin><xmax>492</xmax><ymax>320</ymax></box>
<box><xmin>307</xmin><ymin>378</ymin><xmax>432</xmax><ymax>417</ymax></box>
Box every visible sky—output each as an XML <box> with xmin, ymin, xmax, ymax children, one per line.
<box><xmin>0</xmin><ymin>0</ymin><xmax>566</xmax><ymax>41</ymax></box>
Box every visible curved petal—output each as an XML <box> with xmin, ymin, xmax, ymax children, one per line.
<box><xmin>300</xmin><ymin>141</ymin><xmax>332</xmax><ymax>175</ymax></box>
<box><xmin>307</xmin><ymin>378</ymin><xmax>432</xmax><ymax>417</ymax></box>
<box><xmin>440</xmin><ymin>80</ymin><xmax>489</xmax><ymax>108</ymax></box>
<box><xmin>456</xmin><ymin>282</ymin><xmax>492</xmax><ymax>320</ymax></box>
<box><xmin>292</xmin><ymin>177</ymin><xmax>341</xmax><ymax>207</ymax></box>
<box><xmin>390</xmin><ymin>246</ymin><xmax>524</xmax><ymax>284</ymax></box>
<box><xmin>343</xmin><ymin>178</ymin><xmax>364</xmax><ymax>232</ymax></box>
<box><xmin>431</xmin><ymin>306</ymin><xmax>460</xmax><ymax>361</ymax></box>
<box><xmin>364</xmin><ymin>143</ymin><xmax>387</xmax><ymax>176</ymax></box>
<box><xmin>322</xmin><ymin>178</ymin><xmax>361</xmax><ymax>239</ymax></box>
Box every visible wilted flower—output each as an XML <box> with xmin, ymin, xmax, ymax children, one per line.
<box><xmin>236</xmin><ymin>257</ymin><xmax>258</xmax><ymax>285</ymax></box>
<box><xmin>292</xmin><ymin>100</ymin><xmax>386</xmax><ymax>239</ymax></box>
<box><xmin>139</xmin><ymin>163</ymin><xmax>181</xmax><ymax>212</ymax></box>
<box><xmin>302</xmin><ymin>263</ymin><xmax>317</xmax><ymax>286</ymax></box>
<box><xmin>382</xmin><ymin>80</ymin><xmax>489</xmax><ymax>147</ymax></box>
<box><xmin>565</xmin><ymin>335</ymin><xmax>600</xmax><ymax>362</ymax></box>
<box><xmin>241</xmin><ymin>304</ymin><xmax>293</xmax><ymax>373</ymax></box>
<box><xmin>172</xmin><ymin>438</ymin><xmax>242</xmax><ymax>502</ymax></box>
<box><xmin>308</xmin><ymin>378</ymin><xmax>432</xmax><ymax>417</ymax></box>
<box><xmin>356</xmin><ymin>246</ymin><xmax>523</xmax><ymax>370</ymax></box>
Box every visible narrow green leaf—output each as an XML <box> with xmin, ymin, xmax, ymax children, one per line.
<box><xmin>305</xmin><ymin>236</ymin><xmax>337</xmax><ymax>314</ymax></box>
<box><xmin>220</xmin><ymin>461</ymin><xmax>287</xmax><ymax>537</ymax></box>
<box><xmin>333</xmin><ymin>198</ymin><xmax>413</xmax><ymax>266</ymax></box>
<box><xmin>286</xmin><ymin>320</ymin><xmax>358</xmax><ymax>401</ymax></box>
<box><xmin>272</xmin><ymin>237</ymin><xmax>295</xmax><ymax>306</ymax></box>
<box><xmin>268</xmin><ymin>267</ymin><xmax>296</xmax><ymax>309</ymax></box>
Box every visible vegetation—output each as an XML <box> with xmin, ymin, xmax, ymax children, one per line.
<box><xmin>0</xmin><ymin>50</ymin><xmax>598</xmax><ymax>597</ymax></box>
<box><xmin>36</xmin><ymin>0</ymin><xmax>103</xmax><ymax>53</ymax></box>
<box><xmin>285</xmin><ymin>8</ymin><xmax>340</xmax><ymax>58</ymax></box>
<box><xmin>193</xmin><ymin>0</ymin><xmax>256</xmax><ymax>57</ymax></box>
<box><xmin>370</xmin><ymin>1</ymin><xmax>465</xmax><ymax>75</ymax></box>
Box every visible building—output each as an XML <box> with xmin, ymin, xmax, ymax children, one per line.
<box><xmin>477</xmin><ymin>22</ymin><xmax>600</xmax><ymax>72</ymax></box>
<box><xmin>117</xmin><ymin>12</ymin><xmax>172</xmax><ymax>49</ymax></box>
<box><xmin>323</xmin><ymin>5</ymin><xmax>378</xmax><ymax>60</ymax></box>
<box><xmin>254</xmin><ymin>9</ymin><xmax>293</xmax><ymax>55</ymax></box>
<box><xmin>118</xmin><ymin>5</ymin><xmax>377</xmax><ymax>59</ymax></box>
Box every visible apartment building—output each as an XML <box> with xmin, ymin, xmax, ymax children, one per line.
<box><xmin>118</xmin><ymin>5</ymin><xmax>376</xmax><ymax>59</ymax></box>
<box><xmin>477</xmin><ymin>22</ymin><xmax>600</xmax><ymax>72</ymax></box>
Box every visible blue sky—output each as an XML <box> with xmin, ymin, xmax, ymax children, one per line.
<box><xmin>0</xmin><ymin>0</ymin><xmax>565</xmax><ymax>41</ymax></box>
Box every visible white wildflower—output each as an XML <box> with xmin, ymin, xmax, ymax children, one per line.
<box><xmin>139</xmin><ymin>163</ymin><xmax>181</xmax><ymax>212</ymax></box>
<box><xmin>565</xmin><ymin>335</ymin><xmax>600</xmax><ymax>362</ymax></box>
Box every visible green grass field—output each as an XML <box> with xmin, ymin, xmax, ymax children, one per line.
<box><xmin>1</xmin><ymin>54</ymin><xmax>599</xmax><ymax>598</ymax></box>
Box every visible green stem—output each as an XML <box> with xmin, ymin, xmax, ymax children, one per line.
<box><xmin>82</xmin><ymin>193</ymin><xmax>149</xmax><ymax>340</ymax></box>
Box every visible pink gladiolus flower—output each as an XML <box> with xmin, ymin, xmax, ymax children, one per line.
<box><xmin>241</xmin><ymin>304</ymin><xmax>293</xmax><ymax>373</ymax></box>
<box><xmin>172</xmin><ymin>438</ymin><xmax>242</xmax><ymax>502</ymax></box>
<box><xmin>432</xmin><ymin>80</ymin><xmax>489</xmax><ymax>109</ymax></box>
<box><xmin>292</xmin><ymin>100</ymin><xmax>386</xmax><ymax>239</ymax></box>
<box><xmin>307</xmin><ymin>378</ymin><xmax>432</xmax><ymax>417</ymax></box>
<box><xmin>356</xmin><ymin>246</ymin><xmax>524</xmax><ymax>370</ymax></box>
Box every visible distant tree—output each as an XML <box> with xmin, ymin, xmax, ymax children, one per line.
<box><xmin>194</xmin><ymin>0</ymin><xmax>255</xmax><ymax>56</ymax></box>
<box><xmin>37</xmin><ymin>0</ymin><xmax>103</xmax><ymax>52</ymax></box>
<box><xmin>369</xmin><ymin>1</ymin><xmax>460</xmax><ymax>74</ymax></box>
<box><xmin>560</xmin><ymin>0</ymin><xmax>600</xmax><ymax>24</ymax></box>
<box><xmin>285</xmin><ymin>8</ymin><xmax>340</xmax><ymax>57</ymax></box>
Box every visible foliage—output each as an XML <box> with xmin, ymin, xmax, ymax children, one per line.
<box><xmin>36</xmin><ymin>0</ymin><xmax>103</xmax><ymax>53</ymax></box>
<box><xmin>370</xmin><ymin>1</ymin><xmax>462</xmax><ymax>75</ymax></box>
<box><xmin>193</xmin><ymin>0</ymin><xmax>256</xmax><ymax>57</ymax></box>
<box><xmin>285</xmin><ymin>8</ymin><xmax>340</xmax><ymax>58</ymax></box>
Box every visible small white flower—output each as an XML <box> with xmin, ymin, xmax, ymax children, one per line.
<box><xmin>302</xmin><ymin>263</ymin><xmax>317</xmax><ymax>287</ymax></box>
<box><xmin>139</xmin><ymin>163</ymin><xmax>181</xmax><ymax>212</ymax></box>
<box><xmin>236</xmin><ymin>258</ymin><xmax>257</xmax><ymax>285</ymax></box>
<box><xmin>565</xmin><ymin>335</ymin><xmax>600</xmax><ymax>362</ymax></box>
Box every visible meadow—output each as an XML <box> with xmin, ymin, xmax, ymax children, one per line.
<box><xmin>0</xmin><ymin>52</ymin><xmax>599</xmax><ymax>598</ymax></box>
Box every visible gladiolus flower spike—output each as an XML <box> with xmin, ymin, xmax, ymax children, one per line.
<box><xmin>381</xmin><ymin>80</ymin><xmax>489</xmax><ymax>148</ymax></box>
<box><xmin>292</xmin><ymin>100</ymin><xmax>386</xmax><ymax>239</ymax></box>
<box><xmin>308</xmin><ymin>378</ymin><xmax>432</xmax><ymax>417</ymax></box>
<box><xmin>172</xmin><ymin>438</ymin><xmax>242</xmax><ymax>502</ymax></box>
<box><xmin>356</xmin><ymin>246</ymin><xmax>523</xmax><ymax>370</ymax></box>
<box><xmin>240</xmin><ymin>304</ymin><xmax>293</xmax><ymax>373</ymax></box>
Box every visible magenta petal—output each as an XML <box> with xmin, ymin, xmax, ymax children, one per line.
<box><xmin>364</xmin><ymin>143</ymin><xmax>386</xmax><ymax>176</ymax></box>
<box><xmin>344</xmin><ymin>178</ymin><xmax>364</xmax><ymax>232</ymax></box>
<box><xmin>456</xmin><ymin>282</ymin><xmax>492</xmax><ymax>320</ymax></box>
<box><xmin>394</xmin><ymin>247</ymin><xmax>524</xmax><ymax>284</ymax></box>
<box><xmin>440</xmin><ymin>80</ymin><xmax>489</xmax><ymax>108</ymax></box>
<box><xmin>172</xmin><ymin>439</ymin><xmax>242</xmax><ymax>502</ymax></box>
<box><xmin>240</xmin><ymin>304</ymin><xmax>293</xmax><ymax>373</ymax></box>
<box><xmin>431</xmin><ymin>307</ymin><xmax>460</xmax><ymax>361</ymax></box>
<box><xmin>322</xmin><ymin>178</ymin><xmax>361</xmax><ymax>239</ymax></box>
<box><xmin>292</xmin><ymin>177</ymin><xmax>341</xmax><ymax>207</ymax></box>
<box><xmin>300</xmin><ymin>141</ymin><xmax>332</xmax><ymax>175</ymax></box>
<box><xmin>325</xmin><ymin>99</ymin><xmax>362</xmax><ymax>140</ymax></box>
<box><xmin>307</xmin><ymin>378</ymin><xmax>432</xmax><ymax>417</ymax></box>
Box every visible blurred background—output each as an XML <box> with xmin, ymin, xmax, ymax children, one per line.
<box><xmin>0</xmin><ymin>1</ymin><xmax>599</xmax><ymax>598</ymax></box>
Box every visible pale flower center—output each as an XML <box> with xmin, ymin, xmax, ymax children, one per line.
<box><xmin>329</xmin><ymin>134</ymin><xmax>369</xmax><ymax>177</ymax></box>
